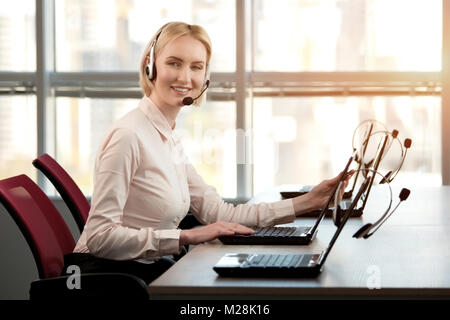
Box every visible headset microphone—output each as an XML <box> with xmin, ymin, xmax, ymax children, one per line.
<box><xmin>182</xmin><ymin>80</ymin><xmax>210</xmax><ymax>105</ymax></box>
<box><xmin>399</xmin><ymin>188</ymin><xmax>411</xmax><ymax>200</ymax></box>
<box><xmin>353</xmin><ymin>188</ymin><xmax>411</xmax><ymax>239</ymax></box>
<box><xmin>404</xmin><ymin>138</ymin><xmax>412</xmax><ymax>149</ymax></box>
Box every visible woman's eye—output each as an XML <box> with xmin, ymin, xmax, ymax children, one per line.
<box><xmin>192</xmin><ymin>65</ymin><xmax>203</xmax><ymax>71</ymax></box>
<box><xmin>168</xmin><ymin>61</ymin><xmax>180</xmax><ymax>67</ymax></box>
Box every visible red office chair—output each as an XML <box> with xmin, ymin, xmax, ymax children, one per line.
<box><xmin>32</xmin><ymin>153</ymin><xmax>90</xmax><ymax>233</ymax></box>
<box><xmin>0</xmin><ymin>174</ymin><xmax>149</xmax><ymax>299</ymax></box>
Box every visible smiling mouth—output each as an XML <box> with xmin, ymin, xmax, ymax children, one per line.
<box><xmin>172</xmin><ymin>87</ymin><xmax>191</xmax><ymax>95</ymax></box>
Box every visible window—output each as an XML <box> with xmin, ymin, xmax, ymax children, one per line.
<box><xmin>1</xmin><ymin>0</ymin><xmax>446</xmax><ymax>199</ymax></box>
<box><xmin>0</xmin><ymin>1</ymin><xmax>35</xmax><ymax>71</ymax></box>
<box><xmin>177</xmin><ymin>101</ymin><xmax>237</xmax><ymax>198</ymax></box>
<box><xmin>55</xmin><ymin>98</ymin><xmax>237</xmax><ymax>197</ymax></box>
<box><xmin>55</xmin><ymin>98</ymin><xmax>137</xmax><ymax>194</ymax></box>
<box><xmin>55</xmin><ymin>0</ymin><xmax>235</xmax><ymax>72</ymax></box>
<box><xmin>253</xmin><ymin>95</ymin><xmax>441</xmax><ymax>194</ymax></box>
<box><xmin>0</xmin><ymin>1</ymin><xmax>36</xmax><ymax>180</ymax></box>
<box><xmin>0</xmin><ymin>96</ymin><xmax>37</xmax><ymax>180</ymax></box>
<box><xmin>250</xmin><ymin>0</ymin><xmax>443</xmax><ymax>193</ymax></box>
<box><xmin>51</xmin><ymin>0</ymin><xmax>237</xmax><ymax>196</ymax></box>
<box><xmin>253</xmin><ymin>0</ymin><xmax>442</xmax><ymax>71</ymax></box>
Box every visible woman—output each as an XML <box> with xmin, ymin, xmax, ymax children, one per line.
<box><xmin>70</xmin><ymin>22</ymin><xmax>352</xmax><ymax>284</ymax></box>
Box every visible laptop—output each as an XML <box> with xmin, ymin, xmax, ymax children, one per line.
<box><xmin>218</xmin><ymin>153</ymin><xmax>356</xmax><ymax>246</ymax></box>
<box><xmin>213</xmin><ymin>176</ymin><xmax>371</xmax><ymax>278</ymax></box>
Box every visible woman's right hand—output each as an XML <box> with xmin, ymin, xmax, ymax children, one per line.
<box><xmin>292</xmin><ymin>170</ymin><xmax>354</xmax><ymax>216</ymax></box>
<box><xmin>179</xmin><ymin>221</ymin><xmax>254</xmax><ymax>246</ymax></box>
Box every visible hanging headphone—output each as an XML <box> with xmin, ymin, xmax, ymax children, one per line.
<box><xmin>380</xmin><ymin>138</ymin><xmax>412</xmax><ymax>184</ymax></box>
<box><xmin>347</xmin><ymin>120</ymin><xmax>388</xmax><ymax>199</ymax></box>
<box><xmin>351</xmin><ymin>119</ymin><xmax>388</xmax><ymax>156</ymax></box>
<box><xmin>145</xmin><ymin>30</ymin><xmax>210</xmax><ymax>88</ymax></box>
<box><xmin>359</xmin><ymin>130</ymin><xmax>412</xmax><ymax>184</ymax></box>
<box><xmin>353</xmin><ymin>188</ymin><xmax>410</xmax><ymax>239</ymax></box>
<box><xmin>348</xmin><ymin>128</ymin><xmax>401</xmax><ymax>198</ymax></box>
<box><xmin>333</xmin><ymin>166</ymin><xmax>411</xmax><ymax>237</ymax></box>
<box><xmin>359</xmin><ymin>130</ymin><xmax>399</xmax><ymax>165</ymax></box>
<box><xmin>333</xmin><ymin>168</ymin><xmax>393</xmax><ymax>227</ymax></box>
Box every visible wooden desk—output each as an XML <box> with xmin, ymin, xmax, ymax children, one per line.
<box><xmin>148</xmin><ymin>186</ymin><xmax>450</xmax><ymax>299</ymax></box>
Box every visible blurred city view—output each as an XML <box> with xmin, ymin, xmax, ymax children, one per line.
<box><xmin>0</xmin><ymin>0</ymin><xmax>442</xmax><ymax>198</ymax></box>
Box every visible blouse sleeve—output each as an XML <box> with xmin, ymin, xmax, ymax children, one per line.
<box><xmin>186</xmin><ymin>163</ymin><xmax>296</xmax><ymax>227</ymax></box>
<box><xmin>84</xmin><ymin>128</ymin><xmax>181</xmax><ymax>261</ymax></box>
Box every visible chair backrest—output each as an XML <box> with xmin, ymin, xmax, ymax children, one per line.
<box><xmin>33</xmin><ymin>153</ymin><xmax>90</xmax><ymax>232</ymax></box>
<box><xmin>0</xmin><ymin>174</ymin><xmax>75</xmax><ymax>279</ymax></box>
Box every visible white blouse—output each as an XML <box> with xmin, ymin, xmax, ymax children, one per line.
<box><xmin>74</xmin><ymin>96</ymin><xmax>296</xmax><ymax>263</ymax></box>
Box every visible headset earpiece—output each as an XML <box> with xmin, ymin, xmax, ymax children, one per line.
<box><xmin>353</xmin><ymin>223</ymin><xmax>373</xmax><ymax>238</ymax></box>
<box><xmin>146</xmin><ymin>39</ymin><xmax>157</xmax><ymax>81</ymax></box>
<box><xmin>146</xmin><ymin>30</ymin><xmax>163</xmax><ymax>81</ymax></box>
<box><xmin>203</xmin><ymin>65</ymin><xmax>210</xmax><ymax>87</ymax></box>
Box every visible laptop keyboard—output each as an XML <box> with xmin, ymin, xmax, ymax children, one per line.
<box><xmin>245</xmin><ymin>254</ymin><xmax>305</xmax><ymax>268</ymax></box>
<box><xmin>253</xmin><ymin>226</ymin><xmax>309</xmax><ymax>237</ymax></box>
<box><xmin>253</xmin><ymin>227</ymin><xmax>298</xmax><ymax>237</ymax></box>
<box><xmin>218</xmin><ymin>226</ymin><xmax>313</xmax><ymax>245</ymax></box>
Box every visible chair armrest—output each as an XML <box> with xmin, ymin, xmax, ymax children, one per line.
<box><xmin>29</xmin><ymin>273</ymin><xmax>149</xmax><ymax>300</ymax></box>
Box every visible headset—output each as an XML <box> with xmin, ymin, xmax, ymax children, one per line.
<box><xmin>145</xmin><ymin>30</ymin><xmax>161</xmax><ymax>81</ymax></box>
<box><xmin>348</xmin><ymin>127</ymin><xmax>411</xmax><ymax>199</ymax></box>
<box><xmin>334</xmin><ymin>168</ymin><xmax>391</xmax><ymax>227</ymax></box>
<box><xmin>347</xmin><ymin>129</ymin><xmax>394</xmax><ymax>198</ymax></box>
<box><xmin>333</xmin><ymin>167</ymin><xmax>411</xmax><ymax>238</ymax></box>
<box><xmin>351</xmin><ymin>119</ymin><xmax>388</xmax><ymax>156</ymax></box>
<box><xmin>353</xmin><ymin>188</ymin><xmax>410</xmax><ymax>239</ymax></box>
<box><xmin>380</xmin><ymin>137</ymin><xmax>412</xmax><ymax>184</ymax></box>
<box><xmin>347</xmin><ymin>120</ymin><xmax>387</xmax><ymax>198</ymax></box>
<box><xmin>145</xmin><ymin>29</ymin><xmax>210</xmax><ymax>89</ymax></box>
<box><xmin>359</xmin><ymin>130</ymin><xmax>412</xmax><ymax>182</ymax></box>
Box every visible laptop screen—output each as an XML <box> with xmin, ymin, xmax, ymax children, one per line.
<box><xmin>359</xmin><ymin>133</ymin><xmax>390</xmax><ymax>211</ymax></box>
<box><xmin>309</xmin><ymin>151</ymin><xmax>356</xmax><ymax>234</ymax></box>
<box><xmin>318</xmin><ymin>176</ymin><xmax>371</xmax><ymax>267</ymax></box>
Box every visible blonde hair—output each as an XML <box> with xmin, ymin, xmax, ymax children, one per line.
<box><xmin>139</xmin><ymin>22</ymin><xmax>212</xmax><ymax>106</ymax></box>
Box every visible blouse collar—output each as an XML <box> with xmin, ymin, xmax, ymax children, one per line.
<box><xmin>139</xmin><ymin>95</ymin><xmax>175</xmax><ymax>140</ymax></box>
